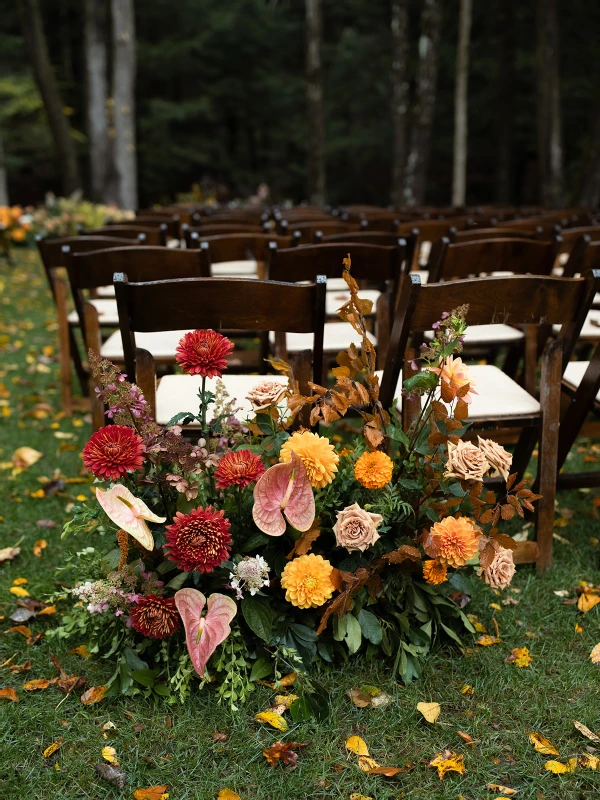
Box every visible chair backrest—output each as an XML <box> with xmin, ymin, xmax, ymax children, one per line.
<box><xmin>380</xmin><ymin>271</ymin><xmax>600</xmax><ymax>410</ymax></box>
<box><xmin>81</xmin><ymin>226</ymin><xmax>167</xmax><ymax>246</ymax></box>
<box><xmin>267</xmin><ymin>241</ymin><xmax>405</xmax><ymax>286</ymax></box>
<box><xmin>137</xmin><ymin>207</ymin><xmax>193</xmax><ymax>225</ymax></box>
<box><xmin>555</xmin><ymin>226</ymin><xmax>600</xmax><ymax>252</ymax></box>
<box><xmin>318</xmin><ymin>230</ymin><xmax>406</xmax><ymax>246</ymax></box>
<box><xmin>182</xmin><ymin>222</ymin><xmax>266</xmax><ymax>246</ymax></box>
<box><xmin>562</xmin><ymin>236</ymin><xmax>600</xmax><ymax>277</ymax></box>
<box><xmin>287</xmin><ymin>221</ymin><xmax>359</xmax><ymax>241</ymax></box>
<box><xmin>450</xmin><ymin>227</ymin><xmax>537</xmax><ymax>243</ymax></box>
<box><xmin>396</xmin><ymin>220</ymin><xmax>463</xmax><ymax>272</ymax></box>
<box><xmin>115</xmin><ymin>215</ymin><xmax>179</xmax><ymax>237</ymax></box>
<box><xmin>427</xmin><ymin>236</ymin><xmax>561</xmax><ymax>282</ymax></box>
<box><xmin>36</xmin><ymin>234</ymin><xmax>139</xmax><ymax>270</ymax></box>
<box><xmin>114</xmin><ymin>274</ymin><xmax>327</xmax><ymax>385</ymax></box>
<box><xmin>188</xmin><ymin>233</ymin><xmax>295</xmax><ymax>266</ymax></box>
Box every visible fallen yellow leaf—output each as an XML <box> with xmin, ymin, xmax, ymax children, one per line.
<box><xmin>429</xmin><ymin>750</ymin><xmax>465</xmax><ymax>780</ymax></box>
<box><xmin>590</xmin><ymin>643</ymin><xmax>600</xmax><ymax>664</ymax></box>
<box><xmin>23</xmin><ymin>678</ymin><xmax>57</xmax><ymax>691</ymax></box>
<box><xmin>12</xmin><ymin>578</ymin><xmax>28</xmax><ymax>586</ymax></box>
<box><xmin>490</xmin><ymin>603</ymin><xmax>502</xmax><ymax>611</ymax></box>
<box><xmin>575</xmin><ymin>622</ymin><xmax>584</xmax><ymax>633</ymax></box>
<box><xmin>529</xmin><ymin>732</ymin><xmax>559</xmax><ymax>755</ymax></box>
<box><xmin>33</xmin><ymin>539</ymin><xmax>47</xmax><ymax>557</ymax></box>
<box><xmin>0</xmin><ymin>687</ymin><xmax>18</xmax><ymax>702</ymax></box>
<box><xmin>255</xmin><ymin>711</ymin><xmax>288</xmax><ymax>731</ymax></box>
<box><xmin>37</xmin><ymin>605</ymin><xmax>56</xmax><ymax>616</ymax></box>
<box><xmin>357</xmin><ymin>755</ymin><xmax>380</xmax><ymax>772</ymax></box>
<box><xmin>506</xmin><ymin>647</ymin><xmax>532</xmax><ymax>667</ymax></box>
<box><xmin>6</xmin><ymin>625</ymin><xmax>31</xmax><ymax>637</ymax></box>
<box><xmin>544</xmin><ymin>758</ymin><xmax>577</xmax><ymax>774</ymax></box>
<box><xmin>579</xmin><ymin>754</ymin><xmax>600</xmax><ymax>770</ymax></box>
<box><xmin>102</xmin><ymin>745</ymin><xmax>118</xmax><ymax>764</ymax></box>
<box><xmin>69</xmin><ymin>645</ymin><xmax>91</xmax><ymax>659</ymax></box>
<box><xmin>461</xmin><ymin>685</ymin><xmax>474</xmax><ymax>695</ymax></box>
<box><xmin>132</xmin><ymin>787</ymin><xmax>169</xmax><ymax>800</ymax></box>
<box><xmin>573</xmin><ymin>720</ymin><xmax>600</xmax><ymax>743</ymax></box>
<box><xmin>345</xmin><ymin>735</ymin><xmax>369</xmax><ymax>756</ymax></box>
<box><xmin>475</xmin><ymin>635</ymin><xmax>501</xmax><ymax>646</ymax></box>
<box><xmin>349</xmin><ymin>795</ymin><xmax>374</xmax><ymax>800</ymax></box>
<box><xmin>12</xmin><ymin>447</ymin><xmax>43</xmax><ymax>469</ymax></box>
<box><xmin>217</xmin><ymin>791</ymin><xmax>242</xmax><ymax>800</ymax></box>
<box><xmin>486</xmin><ymin>784</ymin><xmax>518</xmax><ymax>795</ymax></box>
<box><xmin>578</xmin><ymin>593</ymin><xmax>600</xmax><ymax>613</ymax></box>
<box><xmin>43</xmin><ymin>739</ymin><xmax>62</xmax><ymax>758</ymax></box>
<box><xmin>417</xmin><ymin>701</ymin><xmax>441</xmax><ymax>723</ymax></box>
<box><xmin>9</xmin><ymin>586</ymin><xmax>29</xmax><ymax>597</ymax></box>
<box><xmin>0</xmin><ymin>546</ymin><xmax>20</xmax><ymax>562</ymax></box>
<box><xmin>81</xmin><ymin>685</ymin><xmax>107</xmax><ymax>705</ymax></box>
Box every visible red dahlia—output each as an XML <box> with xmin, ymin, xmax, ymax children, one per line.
<box><xmin>129</xmin><ymin>594</ymin><xmax>181</xmax><ymax>639</ymax></box>
<box><xmin>82</xmin><ymin>424</ymin><xmax>145</xmax><ymax>480</ymax></box>
<box><xmin>175</xmin><ymin>329</ymin><xmax>234</xmax><ymax>378</ymax></box>
<box><xmin>164</xmin><ymin>506</ymin><xmax>232</xmax><ymax>573</ymax></box>
<box><xmin>214</xmin><ymin>449</ymin><xmax>265</xmax><ymax>489</ymax></box>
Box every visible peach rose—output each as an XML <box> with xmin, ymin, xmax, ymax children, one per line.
<box><xmin>477</xmin><ymin>436</ymin><xmax>513</xmax><ymax>481</ymax></box>
<box><xmin>445</xmin><ymin>440</ymin><xmax>489</xmax><ymax>482</ymax></box>
<box><xmin>479</xmin><ymin>541</ymin><xmax>516</xmax><ymax>589</ymax></box>
<box><xmin>430</xmin><ymin>355</ymin><xmax>477</xmax><ymax>404</ymax></box>
<box><xmin>333</xmin><ymin>502</ymin><xmax>383</xmax><ymax>553</ymax></box>
<box><xmin>246</xmin><ymin>380</ymin><xmax>288</xmax><ymax>412</ymax></box>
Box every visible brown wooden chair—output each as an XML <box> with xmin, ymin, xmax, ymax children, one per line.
<box><xmin>63</xmin><ymin>246</ymin><xmax>209</xmax><ymax>430</ymax></box>
<box><xmin>267</xmin><ymin>241</ymin><xmax>406</xmax><ymax>369</ymax></box>
<box><xmin>379</xmin><ymin>271</ymin><xmax>600</xmax><ymax>572</ymax></box>
<box><xmin>188</xmin><ymin>232</ymin><xmax>298</xmax><ymax>278</ymax></box>
<box><xmin>36</xmin><ymin>234</ymin><xmax>142</xmax><ymax>402</ymax></box>
<box><xmin>113</xmin><ymin>274</ymin><xmax>326</xmax><ymax>429</ymax></box>
<box><xmin>450</xmin><ymin>227</ymin><xmax>538</xmax><ymax>243</ymax></box>
<box><xmin>107</xmin><ymin>215</ymin><xmax>180</xmax><ymax>238</ymax></box>
<box><xmin>287</xmin><ymin>221</ymin><xmax>361</xmax><ymax>242</ymax></box>
<box><xmin>397</xmin><ymin>220</ymin><xmax>465</xmax><ymax>272</ymax></box>
<box><xmin>182</xmin><ymin>222</ymin><xmax>267</xmax><ymax>245</ymax></box>
<box><xmin>80</xmin><ymin>226</ymin><xmax>168</xmax><ymax>246</ymax></box>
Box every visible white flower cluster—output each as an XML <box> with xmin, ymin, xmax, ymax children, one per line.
<box><xmin>229</xmin><ymin>556</ymin><xmax>271</xmax><ymax>599</ymax></box>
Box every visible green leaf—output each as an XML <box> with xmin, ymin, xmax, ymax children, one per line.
<box><xmin>241</xmin><ymin>595</ymin><xmax>274</xmax><ymax>642</ymax></box>
<box><xmin>100</xmin><ymin>548</ymin><xmax>121</xmax><ymax>573</ymax></box>
<box><xmin>358</xmin><ymin>609</ymin><xmax>383</xmax><ymax>645</ymax></box>
<box><xmin>249</xmin><ymin>657</ymin><xmax>272</xmax><ymax>682</ymax></box>
<box><xmin>165</xmin><ymin>572</ymin><xmax>189</xmax><ymax>590</ymax></box>
<box><xmin>123</xmin><ymin>647</ymin><xmax>148</xmax><ymax>672</ymax></box>
<box><xmin>153</xmin><ymin>684</ymin><xmax>171</xmax><ymax>697</ymax></box>
<box><xmin>440</xmin><ymin>622</ymin><xmax>464</xmax><ymax>646</ymax></box>
<box><xmin>165</xmin><ymin>411</ymin><xmax>197</xmax><ymax>427</ymax></box>
<box><xmin>344</xmin><ymin>614</ymin><xmax>362</xmax><ymax>654</ymax></box>
<box><xmin>131</xmin><ymin>669</ymin><xmax>157</xmax><ymax>687</ymax></box>
<box><xmin>289</xmin><ymin>696</ymin><xmax>313</xmax><ymax>722</ymax></box>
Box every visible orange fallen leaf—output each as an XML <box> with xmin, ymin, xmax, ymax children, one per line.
<box><xmin>12</xmin><ymin>578</ymin><xmax>28</xmax><ymax>586</ymax></box>
<box><xmin>529</xmin><ymin>732</ymin><xmax>559</xmax><ymax>755</ymax></box>
<box><xmin>132</xmin><ymin>786</ymin><xmax>169</xmax><ymax>800</ymax></box>
<box><xmin>217</xmin><ymin>791</ymin><xmax>242</xmax><ymax>800</ymax></box>
<box><xmin>33</xmin><ymin>539</ymin><xmax>48</xmax><ymax>558</ymax></box>
<box><xmin>590</xmin><ymin>643</ymin><xmax>600</xmax><ymax>664</ymax></box>
<box><xmin>81</xmin><ymin>685</ymin><xmax>107</xmax><ymax>705</ymax></box>
<box><xmin>37</xmin><ymin>605</ymin><xmax>56</xmax><ymax>616</ymax></box>
<box><xmin>486</xmin><ymin>784</ymin><xmax>518</xmax><ymax>795</ymax></box>
<box><xmin>475</xmin><ymin>635</ymin><xmax>501</xmax><ymax>646</ymax></box>
<box><xmin>0</xmin><ymin>687</ymin><xmax>18</xmax><ymax>702</ymax></box>
<box><xmin>23</xmin><ymin>678</ymin><xmax>58</xmax><ymax>691</ymax></box>
<box><xmin>69</xmin><ymin>645</ymin><xmax>91</xmax><ymax>659</ymax></box>
<box><xmin>7</xmin><ymin>661</ymin><xmax>31</xmax><ymax>673</ymax></box>
<box><xmin>429</xmin><ymin>750</ymin><xmax>465</xmax><ymax>780</ymax></box>
<box><xmin>42</xmin><ymin>739</ymin><xmax>62</xmax><ymax>758</ymax></box>
<box><xmin>578</xmin><ymin>593</ymin><xmax>600</xmax><ymax>613</ymax></box>
<box><xmin>277</xmin><ymin>672</ymin><xmax>297</xmax><ymax>687</ymax></box>
<box><xmin>506</xmin><ymin>647</ymin><xmax>532</xmax><ymax>667</ymax></box>
<box><xmin>263</xmin><ymin>740</ymin><xmax>308</xmax><ymax>767</ymax></box>
<box><xmin>5</xmin><ymin>625</ymin><xmax>31</xmax><ymax>637</ymax></box>
<box><xmin>457</xmin><ymin>731</ymin><xmax>475</xmax><ymax>747</ymax></box>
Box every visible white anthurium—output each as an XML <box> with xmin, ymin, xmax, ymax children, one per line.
<box><xmin>96</xmin><ymin>484</ymin><xmax>165</xmax><ymax>551</ymax></box>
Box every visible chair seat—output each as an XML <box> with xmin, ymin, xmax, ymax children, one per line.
<box><xmin>424</xmin><ymin>323</ymin><xmax>524</xmax><ymax>345</ymax></box>
<box><xmin>326</xmin><ymin>278</ymin><xmax>349</xmax><ymax>291</ymax></box>
<box><xmin>563</xmin><ymin>360</ymin><xmax>598</xmax><ymax>400</ymax></box>
<box><xmin>412</xmin><ymin>269</ymin><xmax>429</xmax><ymax>284</ymax></box>
<box><xmin>68</xmin><ymin>299</ymin><xmax>119</xmax><ymax>326</ymax></box>
<box><xmin>96</xmin><ymin>285</ymin><xmax>115</xmax><ymax>298</ymax></box>
<box><xmin>326</xmin><ymin>289</ymin><xmax>380</xmax><ymax>316</ymax></box>
<box><xmin>212</xmin><ymin>260</ymin><xmax>258</xmax><ymax>277</ymax></box>
<box><xmin>375</xmin><ymin>363</ymin><xmax>540</xmax><ymax>418</ymax></box>
<box><xmin>155</xmin><ymin>373</ymin><xmax>287</xmax><ymax>425</ymax></box>
<box><xmin>554</xmin><ymin>309</ymin><xmax>600</xmax><ymax>340</ymax></box>
<box><xmin>269</xmin><ymin>322</ymin><xmax>376</xmax><ymax>353</ymax></box>
<box><xmin>100</xmin><ymin>329</ymin><xmax>192</xmax><ymax>361</ymax></box>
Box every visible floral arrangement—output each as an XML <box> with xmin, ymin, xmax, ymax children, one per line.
<box><xmin>29</xmin><ymin>191</ymin><xmax>133</xmax><ymax>239</ymax></box>
<box><xmin>56</xmin><ymin>257</ymin><xmax>539</xmax><ymax>709</ymax></box>
<box><xmin>0</xmin><ymin>205</ymin><xmax>31</xmax><ymax>243</ymax></box>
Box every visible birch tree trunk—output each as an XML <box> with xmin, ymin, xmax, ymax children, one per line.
<box><xmin>496</xmin><ymin>0</ymin><xmax>515</xmax><ymax>203</ymax></box>
<box><xmin>111</xmin><ymin>0</ymin><xmax>138</xmax><ymax>210</ymax></box>
<box><xmin>579</xmin><ymin>96</ymin><xmax>600</xmax><ymax>207</ymax></box>
<box><xmin>390</xmin><ymin>0</ymin><xmax>410</xmax><ymax>208</ymax></box>
<box><xmin>403</xmin><ymin>0</ymin><xmax>442</xmax><ymax>207</ymax></box>
<box><xmin>451</xmin><ymin>0</ymin><xmax>471</xmax><ymax>207</ymax></box>
<box><xmin>0</xmin><ymin>125</ymin><xmax>8</xmax><ymax>206</ymax></box>
<box><xmin>305</xmin><ymin>0</ymin><xmax>326</xmax><ymax>207</ymax></box>
<box><xmin>535</xmin><ymin>0</ymin><xmax>563</xmax><ymax>207</ymax></box>
<box><xmin>16</xmin><ymin>0</ymin><xmax>81</xmax><ymax>194</ymax></box>
<box><xmin>85</xmin><ymin>0</ymin><xmax>110</xmax><ymax>202</ymax></box>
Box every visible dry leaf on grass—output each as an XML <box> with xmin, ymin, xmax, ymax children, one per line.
<box><xmin>506</xmin><ymin>647</ymin><xmax>532</xmax><ymax>667</ymax></box>
<box><xmin>37</xmin><ymin>605</ymin><xmax>56</xmax><ymax>616</ymax></box>
<box><xmin>578</xmin><ymin>593</ymin><xmax>600</xmax><ymax>613</ymax></box>
<box><xmin>6</xmin><ymin>625</ymin><xmax>31</xmax><ymax>637</ymax></box>
<box><xmin>9</xmin><ymin>586</ymin><xmax>29</xmax><ymax>598</ymax></box>
<box><xmin>0</xmin><ymin>547</ymin><xmax>20</xmax><ymax>562</ymax></box>
<box><xmin>102</xmin><ymin>746</ymin><xmax>118</xmax><ymax>764</ymax></box>
<box><xmin>23</xmin><ymin>678</ymin><xmax>57</xmax><ymax>691</ymax></box>
<box><xmin>217</xmin><ymin>791</ymin><xmax>241</xmax><ymax>800</ymax></box>
<box><xmin>346</xmin><ymin>736</ymin><xmax>369</xmax><ymax>756</ymax></box>
<box><xmin>263</xmin><ymin>740</ymin><xmax>308</xmax><ymax>767</ymax></box>
<box><xmin>132</xmin><ymin>785</ymin><xmax>169</xmax><ymax>800</ymax></box>
<box><xmin>428</xmin><ymin>750</ymin><xmax>466</xmax><ymax>780</ymax></box>
<box><xmin>255</xmin><ymin>711</ymin><xmax>288</xmax><ymax>731</ymax></box>
<box><xmin>590</xmin><ymin>643</ymin><xmax>600</xmax><ymax>664</ymax></box>
<box><xmin>6</xmin><ymin>661</ymin><xmax>30</xmax><ymax>673</ymax></box>
<box><xmin>42</xmin><ymin>739</ymin><xmax>62</xmax><ymax>759</ymax></box>
<box><xmin>544</xmin><ymin>758</ymin><xmax>577</xmax><ymax>774</ymax></box>
<box><xmin>573</xmin><ymin>720</ymin><xmax>600</xmax><ymax>743</ymax></box>
<box><xmin>349</xmin><ymin>795</ymin><xmax>373</xmax><ymax>800</ymax></box>
<box><xmin>81</xmin><ymin>685</ymin><xmax>107</xmax><ymax>705</ymax></box>
<box><xmin>12</xmin><ymin>447</ymin><xmax>43</xmax><ymax>468</ymax></box>
<box><xmin>357</xmin><ymin>756</ymin><xmax>402</xmax><ymax>776</ymax></box>
<box><xmin>95</xmin><ymin>762</ymin><xmax>127</xmax><ymax>791</ymax></box>
<box><xmin>417</xmin><ymin>701</ymin><xmax>441</xmax><ymax>723</ymax></box>
<box><xmin>33</xmin><ymin>539</ymin><xmax>47</xmax><ymax>558</ymax></box>
<box><xmin>529</xmin><ymin>733</ymin><xmax>559</xmax><ymax>755</ymax></box>
<box><xmin>475</xmin><ymin>635</ymin><xmax>502</xmax><ymax>646</ymax></box>
<box><xmin>0</xmin><ymin>687</ymin><xmax>18</xmax><ymax>702</ymax></box>
<box><xmin>348</xmin><ymin>686</ymin><xmax>391</xmax><ymax>709</ymax></box>
<box><xmin>457</xmin><ymin>731</ymin><xmax>475</xmax><ymax>747</ymax></box>
<box><xmin>579</xmin><ymin>754</ymin><xmax>600</xmax><ymax>770</ymax></box>
<box><xmin>69</xmin><ymin>645</ymin><xmax>91</xmax><ymax>659</ymax></box>
<box><xmin>486</xmin><ymin>784</ymin><xmax>518</xmax><ymax>795</ymax></box>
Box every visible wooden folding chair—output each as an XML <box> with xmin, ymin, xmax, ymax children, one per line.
<box><xmin>80</xmin><ymin>226</ymin><xmax>167</xmax><ymax>246</ymax></box>
<box><xmin>287</xmin><ymin>221</ymin><xmax>361</xmax><ymax>242</ymax></box>
<box><xmin>114</xmin><ymin>274</ymin><xmax>326</xmax><ymax>429</ymax></box>
<box><xmin>397</xmin><ymin>219</ymin><xmax>464</xmax><ymax>273</ymax></box>
<box><xmin>267</xmin><ymin>241</ymin><xmax>406</xmax><ymax>370</ymax></box>
<box><xmin>106</xmin><ymin>215</ymin><xmax>180</xmax><ymax>238</ymax></box>
<box><xmin>63</xmin><ymin>246</ymin><xmax>209</xmax><ymax>430</ymax></box>
<box><xmin>187</xmin><ymin>232</ymin><xmax>298</xmax><ymax>279</ymax></box>
<box><xmin>182</xmin><ymin>223</ymin><xmax>267</xmax><ymax>244</ymax></box>
<box><xmin>379</xmin><ymin>271</ymin><xmax>600</xmax><ymax>572</ymax></box>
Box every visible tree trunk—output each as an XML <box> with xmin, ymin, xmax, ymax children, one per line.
<box><xmin>111</xmin><ymin>0</ymin><xmax>138</xmax><ymax>210</ymax></box>
<box><xmin>305</xmin><ymin>0</ymin><xmax>326</xmax><ymax>207</ymax></box>
<box><xmin>403</xmin><ymin>0</ymin><xmax>442</xmax><ymax>207</ymax></box>
<box><xmin>390</xmin><ymin>0</ymin><xmax>410</xmax><ymax>208</ymax></box>
<box><xmin>0</xmin><ymin>124</ymin><xmax>8</xmax><ymax>206</ymax></box>
<box><xmin>579</xmin><ymin>95</ymin><xmax>600</xmax><ymax>207</ymax></box>
<box><xmin>496</xmin><ymin>0</ymin><xmax>515</xmax><ymax>203</ymax></box>
<box><xmin>535</xmin><ymin>0</ymin><xmax>563</xmax><ymax>207</ymax></box>
<box><xmin>16</xmin><ymin>0</ymin><xmax>81</xmax><ymax>195</ymax></box>
<box><xmin>85</xmin><ymin>0</ymin><xmax>110</xmax><ymax>202</ymax></box>
<box><xmin>451</xmin><ymin>0</ymin><xmax>472</xmax><ymax>207</ymax></box>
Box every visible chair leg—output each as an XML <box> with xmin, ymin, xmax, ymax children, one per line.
<box><xmin>535</xmin><ymin>339</ymin><xmax>563</xmax><ymax>573</ymax></box>
<box><xmin>511</xmin><ymin>427</ymin><xmax>539</xmax><ymax>481</ymax></box>
<box><xmin>55</xmin><ymin>277</ymin><xmax>73</xmax><ymax>416</ymax></box>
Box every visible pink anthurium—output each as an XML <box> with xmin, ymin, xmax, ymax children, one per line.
<box><xmin>252</xmin><ymin>451</ymin><xmax>315</xmax><ymax>536</ymax></box>
<box><xmin>95</xmin><ymin>484</ymin><xmax>165</xmax><ymax>551</ymax></box>
<box><xmin>174</xmin><ymin>588</ymin><xmax>237</xmax><ymax>677</ymax></box>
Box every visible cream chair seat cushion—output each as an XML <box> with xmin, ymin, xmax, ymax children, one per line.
<box><xmin>155</xmin><ymin>373</ymin><xmax>288</xmax><ymax>426</ymax></box>
<box><xmin>326</xmin><ymin>289</ymin><xmax>380</xmax><ymax>316</ymax></box>
<box><xmin>68</xmin><ymin>298</ymin><xmax>119</xmax><ymax>326</ymax></box>
<box><xmin>375</xmin><ymin>363</ymin><xmax>540</xmax><ymax>418</ymax></box>
<box><xmin>563</xmin><ymin>361</ymin><xmax>598</xmax><ymax>399</ymax></box>
<box><xmin>269</xmin><ymin>322</ymin><xmax>376</xmax><ymax>353</ymax></box>
<box><xmin>553</xmin><ymin>309</ymin><xmax>600</xmax><ymax>340</ymax></box>
<box><xmin>100</xmin><ymin>329</ymin><xmax>192</xmax><ymax>361</ymax></box>
<box><xmin>211</xmin><ymin>260</ymin><xmax>258</xmax><ymax>278</ymax></box>
<box><xmin>96</xmin><ymin>285</ymin><xmax>115</xmax><ymax>298</ymax></box>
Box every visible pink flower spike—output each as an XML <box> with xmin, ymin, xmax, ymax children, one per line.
<box><xmin>252</xmin><ymin>451</ymin><xmax>315</xmax><ymax>536</ymax></box>
<box><xmin>174</xmin><ymin>588</ymin><xmax>237</xmax><ymax>677</ymax></box>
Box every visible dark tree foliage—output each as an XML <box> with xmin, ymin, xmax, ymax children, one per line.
<box><xmin>1</xmin><ymin>0</ymin><xmax>600</xmax><ymax>207</ymax></box>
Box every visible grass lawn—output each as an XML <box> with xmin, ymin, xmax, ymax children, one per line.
<box><xmin>0</xmin><ymin>249</ymin><xmax>599</xmax><ymax>800</ymax></box>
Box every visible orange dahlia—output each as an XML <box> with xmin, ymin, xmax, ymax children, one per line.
<box><xmin>280</xmin><ymin>553</ymin><xmax>335</xmax><ymax>609</ymax></box>
<box><xmin>280</xmin><ymin>431</ymin><xmax>339</xmax><ymax>489</ymax></box>
<box><xmin>82</xmin><ymin>424</ymin><xmax>145</xmax><ymax>480</ymax></box>
<box><xmin>164</xmin><ymin>506</ymin><xmax>231</xmax><ymax>573</ymax></box>
<box><xmin>175</xmin><ymin>329</ymin><xmax>234</xmax><ymax>377</ymax></box>
<box><xmin>129</xmin><ymin>595</ymin><xmax>181</xmax><ymax>639</ymax></box>
<box><xmin>423</xmin><ymin>559</ymin><xmax>448</xmax><ymax>585</ymax></box>
<box><xmin>430</xmin><ymin>355</ymin><xmax>477</xmax><ymax>404</ymax></box>
<box><xmin>354</xmin><ymin>450</ymin><xmax>393</xmax><ymax>489</ymax></box>
<box><xmin>214</xmin><ymin>449</ymin><xmax>265</xmax><ymax>489</ymax></box>
<box><xmin>422</xmin><ymin>516</ymin><xmax>481</xmax><ymax>568</ymax></box>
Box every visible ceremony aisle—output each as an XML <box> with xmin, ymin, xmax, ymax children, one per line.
<box><xmin>0</xmin><ymin>250</ymin><xmax>599</xmax><ymax>799</ymax></box>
